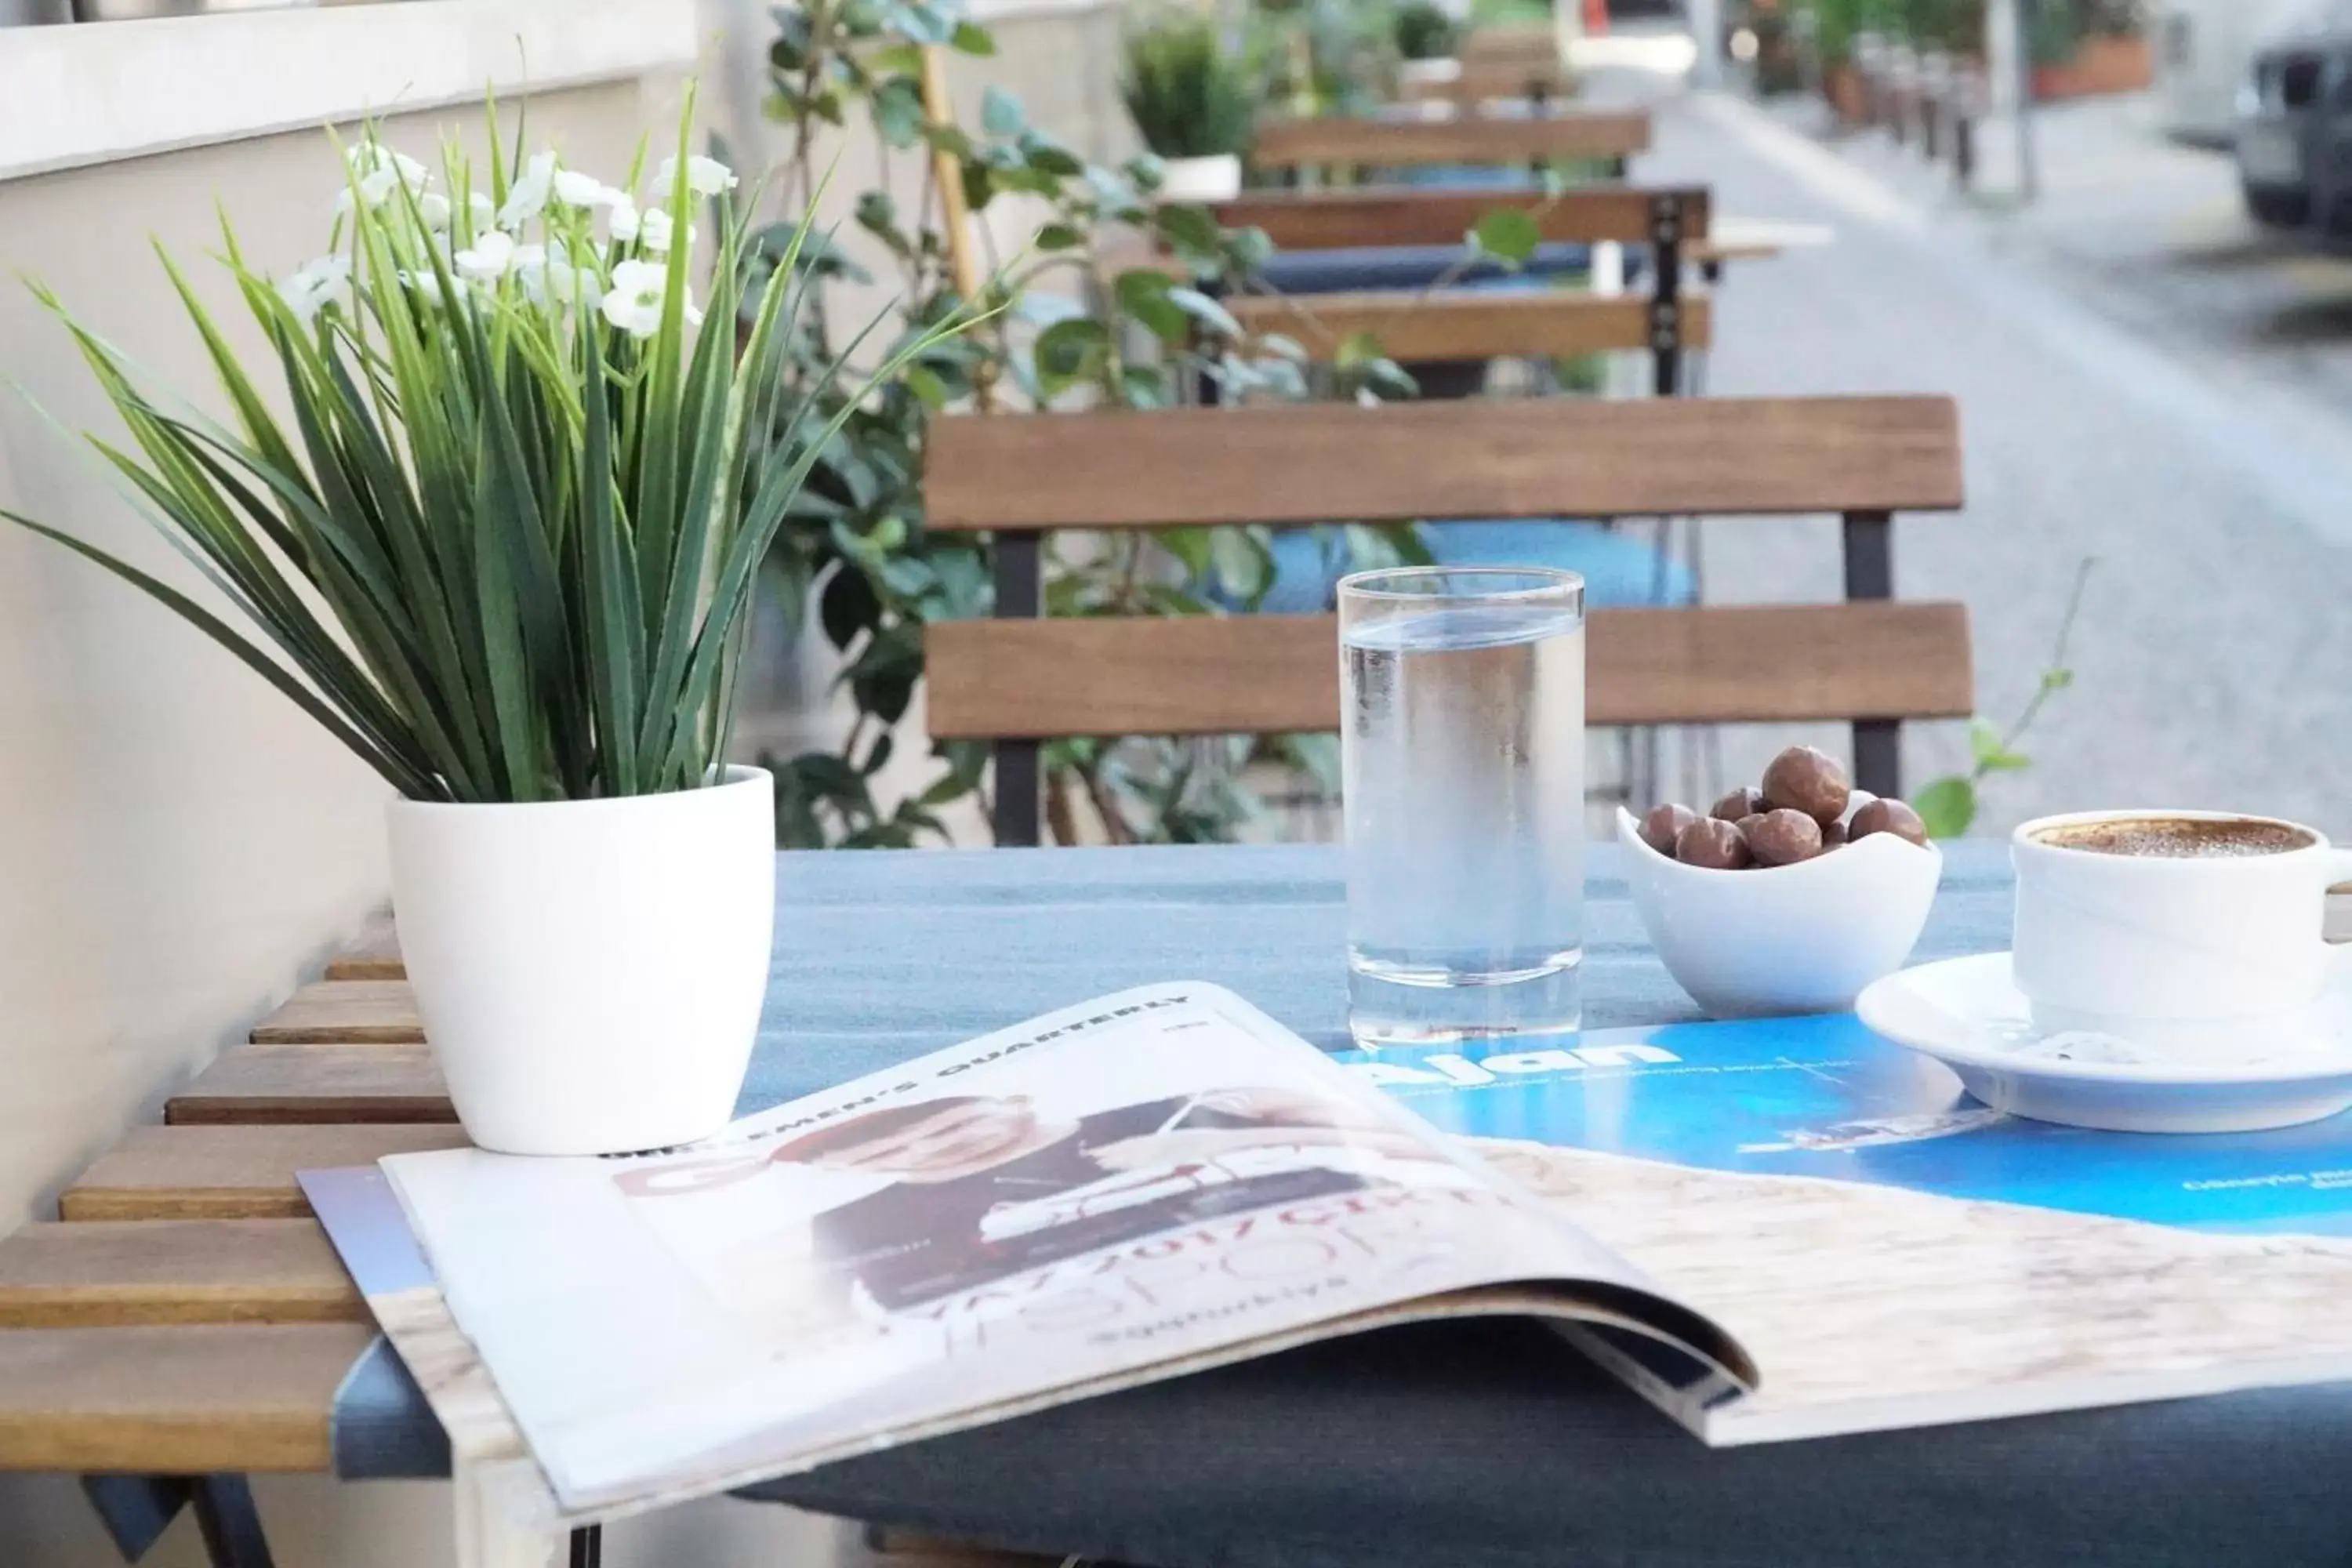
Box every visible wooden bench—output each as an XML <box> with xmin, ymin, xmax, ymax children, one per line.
<box><xmin>1226</xmin><ymin>289</ymin><xmax>1712</xmax><ymax>365</ymax></box>
<box><xmin>1214</xmin><ymin>186</ymin><xmax>1709</xmax><ymax>397</ymax></box>
<box><xmin>1250</xmin><ymin>109</ymin><xmax>1649</xmax><ymax>180</ymax></box>
<box><xmin>1401</xmin><ymin>55</ymin><xmax>1570</xmax><ymax>107</ymax></box>
<box><xmin>920</xmin><ymin>396</ymin><xmax>1973</xmax><ymax>845</ymax></box>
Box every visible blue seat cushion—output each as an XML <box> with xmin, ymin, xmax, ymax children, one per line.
<box><xmin>1241</xmin><ymin>522</ymin><xmax>1693</xmax><ymax>615</ymax></box>
<box><xmin>1253</xmin><ymin>242</ymin><xmax>1636</xmax><ymax>296</ymax></box>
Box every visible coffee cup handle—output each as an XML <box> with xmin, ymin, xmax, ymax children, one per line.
<box><xmin>2328</xmin><ymin>852</ymin><xmax>2352</xmax><ymax>967</ymax></box>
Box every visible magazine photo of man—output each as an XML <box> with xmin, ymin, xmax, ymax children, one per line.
<box><xmin>771</xmin><ymin>1086</ymin><xmax>1450</xmax><ymax>1319</ymax></box>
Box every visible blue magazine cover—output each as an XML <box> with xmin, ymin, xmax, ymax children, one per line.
<box><xmin>1340</xmin><ymin>1014</ymin><xmax>2352</xmax><ymax>1239</ymax></box>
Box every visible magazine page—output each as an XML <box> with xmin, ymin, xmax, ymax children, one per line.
<box><xmin>1353</xmin><ymin>1014</ymin><xmax>2352</xmax><ymax>1444</ymax></box>
<box><xmin>378</xmin><ymin>983</ymin><xmax>1750</xmax><ymax>1515</ymax></box>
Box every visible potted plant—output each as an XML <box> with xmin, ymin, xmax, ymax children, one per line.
<box><xmin>1392</xmin><ymin>0</ymin><xmax>1465</xmax><ymax>89</ymax></box>
<box><xmin>2</xmin><ymin>97</ymin><xmax>968</xmax><ymax>1156</ymax></box>
<box><xmin>1120</xmin><ymin>9</ymin><xmax>1258</xmax><ymax>201</ymax></box>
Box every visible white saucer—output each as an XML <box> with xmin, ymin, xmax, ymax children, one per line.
<box><xmin>1854</xmin><ymin>953</ymin><xmax>2352</xmax><ymax>1134</ymax></box>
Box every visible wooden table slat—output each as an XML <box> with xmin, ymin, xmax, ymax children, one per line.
<box><xmin>251</xmin><ymin>980</ymin><xmax>422</xmax><ymax>1044</ymax></box>
<box><xmin>171</xmin><ymin>1044</ymin><xmax>453</xmax><ymax>1126</ymax></box>
<box><xmin>0</xmin><ymin>1221</ymin><xmax>362</xmax><ymax>1327</ymax></box>
<box><xmin>325</xmin><ymin>912</ymin><xmax>403</xmax><ymax>981</ymax></box>
<box><xmin>0</xmin><ymin>1323</ymin><xmax>368</xmax><ymax>1472</ymax></box>
<box><xmin>63</xmin><ymin>1124</ymin><xmax>470</xmax><ymax>1220</ymax></box>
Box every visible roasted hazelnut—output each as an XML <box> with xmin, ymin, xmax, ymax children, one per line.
<box><xmin>1639</xmin><ymin>803</ymin><xmax>1701</xmax><ymax>856</ymax></box>
<box><xmin>1762</xmin><ymin>746</ymin><xmax>1852</xmax><ymax>826</ymax></box>
<box><xmin>1744</xmin><ymin>808</ymin><xmax>1826</xmax><ymax>867</ymax></box>
<box><xmin>1675</xmin><ymin>818</ymin><xmax>1754</xmax><ymax>870</ymax></box>
<box><xmin>1820</xmin><ymin>818</ymin><xmax>1849</xmax><ymax>850</ymax></box>
<box><xmin>1711</xmin><ymin>786</ymin><xmax>1767</xmax><ymax>822</ymax></box>
<box><xmin>1849</xmin><ymin>797</ymin><xmax>1929</xmax><ymax>848</ymax></box>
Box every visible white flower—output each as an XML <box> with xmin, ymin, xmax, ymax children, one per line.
<box><xmin>601</xmin><ymin>258</ymin><xmax>668</xmax><ymax>337</ymax></box>
<box><xmin>652</xmin><ymin>154</ymin><xmax>737</xmax><ymax>201</ymax></box>
<box><xmin>525</xmin><ymin>150</ymin><xmax>557</xmax><ymax>183</ymax></box>
<box><xmin>276</xmin><ymin>254</ymin><xmax>350</xmax><ymax>325</ymax></box>
<box><xmin>468</xmin><ymin>191</ymin><xmax>495</xmax><ymax>223</ymax></box>
<box><xmin>547</xmin><ymin>255</ymin><xmax>604</xmax><ymax>310</ymax></box>
<box><xmin>332</xmin><ymin>167</ymin><xmax>401</xmax><ymax>217</ymax></box>
<box><xmin>552</xmin><ymin>168</ymin><xmax>605</xmax><ymax>208</ymax></box>
<box><xmin>455</xmin><ymin>230</ymin><xmax>517</xmax><ymax>281</ymax></box>
<box><xmin>498</xmin><ymin>172</ymin><xmax>549</xmax><ymax>230</ymax></box>
<box><xmin>400</xmin><ymin>270</ymin><xmax>447</xmax><ymax>305</ymax></box>
<box><xmin>640</xmin><ymin>209</ymin><xmax>696</xmax><ymax>253</ymax></box>
<box><xmin>607</xmin><ymin>200</ymin><xmax>641</xmax><ymax>243</ymax></box>
<box><xmin>418</xmin><ymin>191</ymin><xmax>452</xmax><ymax>230</ymax></box>
<box><xmin>684</xmin><ymin>298</ymin><xmax>705</xmax><ymax>328</ymax></box>
<box><xmin>515</xmin><ymin>242</ymin><xmax>549</xmax><ymax>303</ymax></box>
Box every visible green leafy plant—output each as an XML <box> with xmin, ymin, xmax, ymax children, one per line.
<box><xmin>1912</xmin><ymin>557</ymin><xmax>2096</xmax><ymax>838</ymax></box>
<box><xmin>1392</xmin><ymin>0</ymin><xmax>1462</xmax><ymax>60</ymax></box>
<box><xmin>1120</xmin><ymin>8</ymin><xmax>1261</xmax><ymax>160</ymax></box>
<box><xmin>2</xmin><ymin>93</ymin><xmax>975</xmax><ymax>804</ymax></box>
<box><xmin>759</xmin><ymin>0</ymin><xmax>1421</xmax><ymax>848</ymax></box>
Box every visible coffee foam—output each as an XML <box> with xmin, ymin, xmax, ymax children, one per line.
<box><xmin>2033</xmin><ymin>817</ymin><xmax>2312</xmax><ymax>860</ymax></box>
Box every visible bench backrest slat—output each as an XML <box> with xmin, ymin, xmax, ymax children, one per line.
<box><xmin>1251</xmin><ymin>111</ymin><xmax>1649</xmax><ymax>170</ymax></box>
<box><xmin>1212</xmin><ymin>185</ymin><xmax>1709</xmax><ymax>251</ymax></box>
<box><xmin>926</xmin><ymin>397</ymin><xmax>1964</xmax><ymax>533</ymax></box>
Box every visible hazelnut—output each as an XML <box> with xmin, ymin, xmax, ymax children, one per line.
<box><xmin>1820</xmin><ymin>818</ymin><xmax>1849</xmax><ymax>850</ymax></box>
<box><xmin>1762</xmin><ymin>746</ymin><xmax>1852</xmax><ymax>826</ymax></box>
<box><xmin>1640</xmin><ymin>803</ymin><xmax>1701</xmax><ymax>856</ymax></box>
<box><xmin>1849</xmin><ymin>797</ymin><xmax>1929</xmax><ymax>848</ymax></box>
<box><xmin>1675</xmin><ymin>818</ymin><xmax>1754</xmax><ymax>870</ymax></box>
<box><xmin>1744</xmin><ymin>808</ymin><xmax>1826</xmax><ymax>867</ymax></box>
<box><xmin>1711</xmin><ymin>786</ymin><xmax>1767</xmax><ymax>822</ymax></box>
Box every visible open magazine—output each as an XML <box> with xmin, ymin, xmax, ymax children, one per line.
<box><xmin>306</xmin><ymin>985</ymin><xmax>2352</xmax><ymax>1539</ymax></box>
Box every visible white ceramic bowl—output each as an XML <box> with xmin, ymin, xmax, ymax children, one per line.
<box><xmin>1615</xmin><ymin>806</ymin><xmax>1944</xmax><ymax>1019</ymax></box>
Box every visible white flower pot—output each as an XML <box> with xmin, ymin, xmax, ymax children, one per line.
<box><xmin>387</xmin><ymin>766</ymin><xmax>775</xmax><ymax>1156</ymax></box>
<box><xmin>1157</xmin><ymin>153</ymin><xmax>1243</xmax><ymax>203</ymax></box>
<box><xmin>1399</xmin><ymin>56</ymin><xmax>1464</xmax><ymax>88</ymax></box>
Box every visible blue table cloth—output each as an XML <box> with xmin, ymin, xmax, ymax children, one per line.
<box><xmin>327</xmin><ymin>844</ymin><xmax>2352</xmax><ymax>1566</ymax></box>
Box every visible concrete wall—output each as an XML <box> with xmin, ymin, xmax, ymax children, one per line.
<box><xmin>0</xmin><ymin>1</ymin><xmax>1128</xmax><ymax>1561</ymax></box>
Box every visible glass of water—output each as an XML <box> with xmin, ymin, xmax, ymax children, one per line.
<box><xmin>1338</xmin><ymin>566</ymin><xmax>1586</xmax><ymax>1047</ymax></box>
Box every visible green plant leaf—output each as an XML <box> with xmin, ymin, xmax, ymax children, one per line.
<box><xmin>951</xmin><ymin>20</ymin><xmax>996</xmax><ymax>54</ymax></box>
<box><xmin>1112</xmin><ymin>267</ymin><xmax>1188</xmax><ymax>343</ymax></box>
<box><xmin>982</xmin><ymin>85</ymin><xmax>1026</xmax><ymax>137</ymax></box>
<box><xmin>1034</xmin><ymin>222</ymin><xmax>1083</xmax><ymax>252</ymax></box>
<box><xmin>1471</xmin><ymin>208</ymin><xmax>1541</xmax><ymax>265</ymax></box>
<box><xmin>1032</xmin><ymin>317</ymin><xmax>1112</xmax><ymax>397</ymax></box>
<box><xmin>1165</xmin><ymin>286</ymin><xmax>1241</xmax><ymax>339</ymax></box>
<box><xmin>1911</xmin><ymin>776</ymin><xmax>1980</xmax><ymax>840</ymax></box>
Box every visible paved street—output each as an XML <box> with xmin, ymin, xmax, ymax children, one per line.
<box><xmin>1607</xmin><ymin>66</ymin><xmax>2352</xmax><ymax>838</ymax></box>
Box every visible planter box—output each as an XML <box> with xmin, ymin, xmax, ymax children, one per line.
<box><xmin>2034</xmin><ymin>34</ymin><xmax>2151</xmax><ymax>101</ymax></box>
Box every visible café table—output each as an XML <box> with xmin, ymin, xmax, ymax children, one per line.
<box><xmin>15</xmin><ymin>840</ymin><xmax>2352</xmax><ymax>1568</ymax></box>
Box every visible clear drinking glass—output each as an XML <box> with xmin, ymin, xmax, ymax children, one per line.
<box><xmin>1338</xmin><ymin>566</ymin><xmax>1586</xmax><ymax>1047</ymax></box>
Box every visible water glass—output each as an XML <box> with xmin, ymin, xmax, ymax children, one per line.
<box><xmin>1338</xmin><ymin>567</ymin><xmax>1586</xmax><ymax>1046</ymax></box>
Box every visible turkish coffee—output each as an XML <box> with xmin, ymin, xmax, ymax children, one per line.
<box><xmin>2030</xmin><ymin>816</ymin><xmax>2314</xmax><ymax>860</ymax></box>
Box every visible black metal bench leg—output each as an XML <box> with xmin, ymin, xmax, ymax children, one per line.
<box><xmin>1840</xmin><ymin>510</ymin><xmax>1903</xmax><ymax>800</ymax></box>
<box><xmin>569</xmin><ymin>1524</ymin><xmax>604</xmax><ymax>1567</ymax></box>
<box><xmin>190</xmin><ymin>1475</ymin><xmax>275</xmax><ymax>1568</ymax></box>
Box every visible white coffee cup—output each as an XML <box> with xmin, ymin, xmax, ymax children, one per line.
<box><xmin>2012</xmin><ymin>809</ymin><xmax>2352</xmax><ymax>1050</ymax></box>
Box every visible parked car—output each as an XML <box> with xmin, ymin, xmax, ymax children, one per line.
<box><xmin>2149</xmin><ymin>0</ymin><xmax>2314</xmax><ymax>148</ymax></box>
<box><xmin>2234</xmin><ymin>5</ymin><xmax>2352</xmax><ymax>232</ymax></box>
